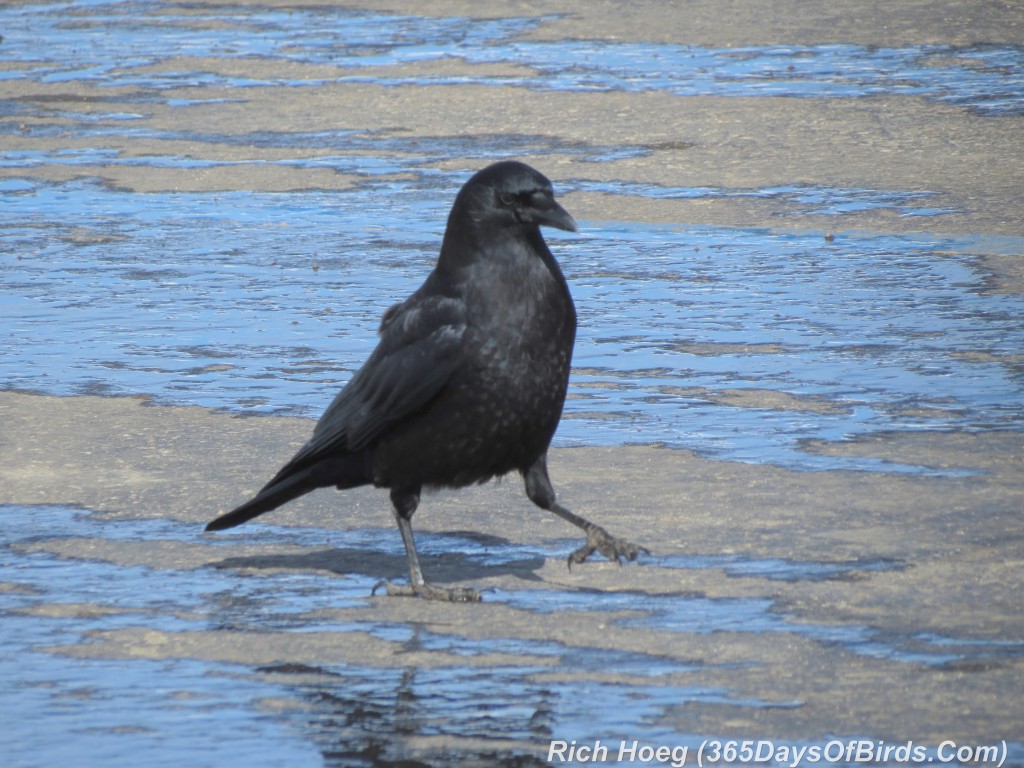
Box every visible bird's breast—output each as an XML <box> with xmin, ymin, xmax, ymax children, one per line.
<box><xmin>370</xmin><ymin>251</ymin><xmax>576</xmax><ymax>488</ymax></box>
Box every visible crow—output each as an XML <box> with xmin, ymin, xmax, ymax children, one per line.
<box><xmin>205</xmin><ymin>161</ymin><xmax>645</xmax><ymax>601</ymax></box>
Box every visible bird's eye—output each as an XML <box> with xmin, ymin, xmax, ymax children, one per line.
<box><xmin>499</xmin><ymin>192</ymin><xmax>515</xmax><ymax>206</ymax></box>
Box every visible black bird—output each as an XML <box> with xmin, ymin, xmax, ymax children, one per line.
<box><xmin>206</xmin><ymin>161</ymin><xmax>645</xmax><ymax>601</ymax></box>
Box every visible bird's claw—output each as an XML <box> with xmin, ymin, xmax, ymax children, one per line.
<box><xmin>372</xmin><ymin>579</ymin><xmax>482</xmax><ymax>603</ymax></box>
<box><xmin>567</xmin><ymin>525</ymin><xmax>649</xmax><ymax>569</ymax></box>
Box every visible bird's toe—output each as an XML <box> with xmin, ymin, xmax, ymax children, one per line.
<box><xmin>568</xmin><ymin>525</ymin><xmax>648</xmax><ymax>569</ymax></box>
<box><xmin>373</xmin><ymin>580</ymin><xmax>482</xmax><ymax>603</ymax></box>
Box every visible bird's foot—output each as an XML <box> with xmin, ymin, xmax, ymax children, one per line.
<box><xmin>372</xmin><ymin>580</ymin><xmax>482</xmax><ymax>603</ymax></box>
<box><xmin>568</xmin><ymin>525</ymin><xmax>649</xmax><ymax>569</ymax></box>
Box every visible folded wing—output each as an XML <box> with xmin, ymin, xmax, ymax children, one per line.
<box><xmin>267</xmin><ymin>292</ymin><xmax>467</xmax><ymax>484</ymax></box>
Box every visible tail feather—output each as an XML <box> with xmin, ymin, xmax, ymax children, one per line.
<box><xmin>207</xmin><ymin>450</ymin><xmax>372</xmax><ymax>533</ymax></box>
<box><xmin>206</xmin><ymin>466</ymin><xmax>319</xmax><ymax>531</ymax></box>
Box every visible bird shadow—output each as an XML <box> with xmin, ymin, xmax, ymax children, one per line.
<box><xmin>206</xmin><ymin>533</ymin><xmax>548</xmax><ymax>586</ymax></box>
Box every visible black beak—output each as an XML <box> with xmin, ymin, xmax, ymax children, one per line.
<box><xmin>534</xmin><ymin>199</ymin><xmax>578</xmax><ymax>233</ymax></box>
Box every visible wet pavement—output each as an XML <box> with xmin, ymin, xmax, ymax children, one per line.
<box><xmin>2</xmin><ymin>1</ymin><xmax>1023</xmax><ymax>766</ymax></box>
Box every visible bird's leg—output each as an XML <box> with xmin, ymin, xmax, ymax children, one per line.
<box><xmin>378</xmin><ymin>487</ymin><xmax>481</xmax><ymax>602</ymax></box>
<box><xmin>523</xmin><ymin>454</ymin><xmax>649</xmax><ymax>569</ymax></box>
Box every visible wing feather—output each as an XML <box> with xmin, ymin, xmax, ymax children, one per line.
<box><xmin>265</xmin><ymin>292</ymin><xmax>466</xmax><ymax>483</ymax></box>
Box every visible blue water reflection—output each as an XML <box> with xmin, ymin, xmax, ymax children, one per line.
<box><xmin>3</xmin><ymin>177</ymin><xmax>1022</xmax><ymax>471</ymax></box>
<box><xmin>1</xmin><ymin>3</ymin><xmax>1022</xmax><ymax>114</ymax></box>
<box><xmin>5</xmin><ymin>504</ymin><xmax>1020</xmax><ymax>767</ymax></box>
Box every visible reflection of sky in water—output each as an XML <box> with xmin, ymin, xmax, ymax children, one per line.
<box><xmin>3</xmin><ymin>177</ymin><xmax>1023</xmax><ymax>472</ymax></box>
<box><xmin>463</xmin><ymin>42</ymin><xmax>1024</xmax><ymax>115</ymax></box>
<box><xmin>1</xmin><ymin>0</ymin><xmax>1022</xmax><ymax>473</ymax></box>
<box><xmin>5</xmin><ymin>504</ymin><xmax>1021</xmax><ymax>766</ymax></box>
<box><xmin>0</xmin><ymin>3</ymin><xmax>1022</xmax><ymax>114</ymax></box>
<box><xmin>0</xmin><ymin>505</ymin><xmax>795</xmax><ymax>765</ymax></box>
<box><xmin>3</xmin><ymin>6</ymin><xmax>1022</xmax><ymax>766</ymax></box>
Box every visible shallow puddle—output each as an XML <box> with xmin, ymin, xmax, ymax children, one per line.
<box><xmin>3</xmin><ymin>2</ymin><xmax>1024</xmax><ymax>474</ymax></box>
<box><xmin>3</xmin><ymin>176</ymin><xmax>1023</xmax><ymax>472</ymax></box>
<box><xmin>0</xmin><ymin>504</ymin><xmax>771</xmax><ymax>764</ymax></box>
<box><xmin>4</xmin><ymin>504</ymin><xmax>1020</xmax><ymax>766</ymax></box>
<box><xmin>2</xmin><ymin>4</ymin><xmax>1022</xmax><ymax>114</ymax></box>
<box><xmin>2</xmin><ymin>5</ymin><xmax>1022</xmax><ymax>763</ymax></box>
<box><xmin>464</xmin><ymin>41</ymin><xmax>1024</xmax><ymax>116</ymax></box>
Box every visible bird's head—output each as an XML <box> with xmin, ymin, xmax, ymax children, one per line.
<box><xmin>452</xmin><ymin>161</ymin><xmax>578</xmax><ymax>236</ymax></box>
